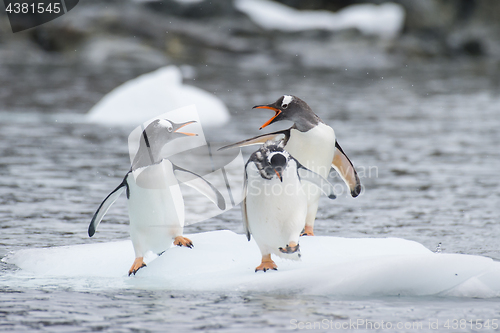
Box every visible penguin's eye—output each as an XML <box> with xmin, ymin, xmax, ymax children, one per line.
<box><xmin>167</xmin><ymin>126</ymin><xmax>173</xmax><ymax>132</ymax></box>
<box><xmin>282</xmin><ymin>103</ymin><xmax>288</xmax><ymax>109</ymax></box>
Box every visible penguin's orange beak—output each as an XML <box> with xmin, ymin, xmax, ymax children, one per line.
<box><xmin>174</xmin><ymin>121</ymin><xmax>197</xmax><ymax>136</ymax></box>
<box><xmin>254</xmin><ymin>106</ymin><xmax>282</xmax><ymax>130</ymax></box>
<box><xmin>273</xmin><ymin>167</ymin><xmax>283</xmax><ymax>182</ymax></box>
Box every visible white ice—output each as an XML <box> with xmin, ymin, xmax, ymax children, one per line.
<box><xmin>86</xmin><ymin>66</ymin><xmax>230</xmax><ymax>127</ymax></box>
<box><xmin>235</xmin><ymin>0</ymin><xmax>405</xmax><ymax>40</ymax></box>
<box><xmin>4</xmin><ymin>231</ymin><xmax>500</xmax><ymax>297</ymax></box>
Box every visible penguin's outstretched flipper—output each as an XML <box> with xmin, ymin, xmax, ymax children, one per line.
<box><xmin>296</xmin><ymin>163</ymin><xmax>337</xmax><ymax>199</ymax></box>
<box><xmin>332</xmin><ymin>141</ymin><xmax>361</xmax><ymax>198</ymax></box>
<box><xmin>89</xmin><ymin>175</ymin><xmax>129</xmax><ymax>237</ymax></box>
<box><xmin>173</xmin><ymin>235</ymin><xmax>193</xmax><ymax>248</ymax></box>
<box><xmin>128</xmin><ymin>257</ymin><xmax>146</xmax><ymax>276</ymax></box>
<box><xmin>218</xmin><ymin>129</ymin><xmax>290</xmax><ymax>151</ymax></box>
<box><xmin>172</xmin><ymin>164</ymin><xmax>226</xmax><ymax>210</ymax></box>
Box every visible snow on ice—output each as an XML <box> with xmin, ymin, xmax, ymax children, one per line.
<box><xmin>4</xmin><ymin>231</ymin><xmax>500</xmax><ymax>297</ymax></box>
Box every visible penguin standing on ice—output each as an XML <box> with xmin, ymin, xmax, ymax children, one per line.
<box><xmin>221</xmin><ymin>95</ymin><xmax>361</xmax><ymax>236</ymax></box>
<box><xmin>243</xmin><ymin>141</ymin><xmax>336</xmax><ymax>272</ymax></box>
<box><xmin>89</xmin><ymin>119</ymin><xmax>226</xmax><ymax>276</ymax></box>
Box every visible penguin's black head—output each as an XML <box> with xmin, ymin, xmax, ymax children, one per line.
<box><xmin>250</xmin><ymin>142</ymin><xmax>290</xmax><ymax>182</ymax></box>
<box><xmin>132</xmin><ymin>119</ymin><xmax>198</xmax><ymax>170</ymax></box>
<box><xmin>142</xmin><ymin>119</ymin><xmax>197</xmax><ymax>149</ymax></box>
<box><xmin>267</xmin><ymin>150</ymin><xmax>288</xmax><ymax>182</ymax></box>
<box><xmin>253</xmin><ymin>95</ymin><xmax>320</xmax><ymax>131</ymax></box>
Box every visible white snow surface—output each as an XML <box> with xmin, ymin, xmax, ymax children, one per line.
<box><xmin>235</xmin><ymin>0</ymin><xmax>405</xmax><ymax>39</ymax></box>
<box><xmin>4</xmin><ymin>231</ymin><xmax>500</xmax><ymax>297</ymax></box>
<box><xmin>86</xmin><ymin>66</ymin><xmax>230</xmax><ymax>127</ymax></box>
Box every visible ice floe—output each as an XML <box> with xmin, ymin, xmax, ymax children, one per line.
<box><xmin>4</xmin><ymin>231</ymin><xmax>500</xmax><ymax>297</ymax></box>
<box><xmin>235</xmin><ymin>0</ymin><xmax>405</xmax><ymax>39</ymax></box>
<box><xmin>86</xmin><ymin>66</ymin><xmax>230</xmax><ymax>127</ymax></box>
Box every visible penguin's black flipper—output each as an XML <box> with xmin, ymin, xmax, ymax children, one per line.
<box><xmin>332</xmin><ymin>141</ymin><xmax>361</xmax><ymax>198</ymax></box>
<box><xmin>296</xmin><ymin>162</ymin><xmax>336</xmax><ymax>199</ymax></box>
<box><xmin>217</xmin><ymin>129</ymin><xmax>290</xmax><ymax>151</ymax></box>
<box><xmin>241</xmin><ymin>170</ymin><xmax>251</xmax><ymax>241</ymax></box>
<box><xmin>172</xmin><ymin>164</ymin><xmax>226</xmax><ymax>210</ymax></box>
<box><xmin>88</xmin><ymin>175</ymin><xmax>129</xmax><ymax>237</ymax></box>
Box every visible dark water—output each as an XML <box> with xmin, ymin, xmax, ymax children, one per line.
<box><xmin>1</xmin><ymin>60</ymin><xmax>500</xmax><ymax>332</ymax></box>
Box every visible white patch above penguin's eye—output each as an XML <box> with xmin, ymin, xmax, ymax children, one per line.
<box><xmin>158</xmin><ymin>119</ymin><xmax>174</xmax><ymax>132</ymax></box>
<box><xmin>281</xmin><ymin>95</ymin><xmax>293</xmax><ymax>109</ymax></box>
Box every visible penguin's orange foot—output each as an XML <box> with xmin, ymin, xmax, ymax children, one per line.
<box><xmin>255</xmin><ymin>261</ymin><xmax>277</xmax><ymax>272</ymax></box>
<box><xmin>279</xmin><ymin>242</ymin><xmax>300</xmax><ymax>254</ymax></box>
<box><xmin>174</xmin><ymin>236</ymin><xmax>193</xmax><ymax>248</ymax></box>
<box><xmin>300</xmin><ymin>226</ymin><xmax>315</xmax><ymax>236</ymax></box>
<box><xmin>255</xmin><ymin>255</ymin><xmax>277</xmax><ymax>272</ymax></box>
<box><xmin>128</xmin><ymin>257</ymin><xmax>146</xmax><ymax>276</ymax></box>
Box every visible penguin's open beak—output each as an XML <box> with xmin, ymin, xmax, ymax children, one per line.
<box><xmin>173</xmin><ymin>120</ymin><xmax>198</xmax><ymax>136</ymax></box>
<box><xmin>273</xmin><ymin>167</ymin><xmax>283</xmax><ymax>182</ymax></box>
<box><xmin>253</xmin><ymin>105</ymin><xmax>282</xmax><ymax>130</ymax></box>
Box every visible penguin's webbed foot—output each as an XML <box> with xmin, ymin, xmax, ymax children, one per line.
<box><xmin>174</xmin><ymin>236</ymin><xmax>193</xmax><ymax>248</ymax></box>
<box><xmin>255</xmin><ymin>254</ymin><xmax>277</xmax><ymax>272</ymax></box>
<box><xmin>255</xmin><ymin>262</ymin><xmax>278</xmax><ymax>272</ymax></box>
<box><xmin>279</xmin><ymin>242</ymin><xmax>300</xmax><ymax>254</ymax></box>
<box><xmin>300</xmin><ymin>225</ymin><xmax>315</xmax><ymax>237</ymax></box>
<box><xmin>128</xmin><ymin>257</ymin><xmax>147</xmax><ymax>276</ymax></box>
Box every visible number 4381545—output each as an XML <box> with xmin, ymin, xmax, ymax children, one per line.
<box><xmin>444</xmin><ymin>319</ymin><xmax>498</xmax><ymax>330</ymax></box>
<box><xmin>5</xmin><ymin>2</ymin><xmax>61</xmax><ymax>14</ymax></box>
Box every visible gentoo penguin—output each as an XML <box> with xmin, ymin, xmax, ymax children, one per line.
<box><xmin>89</xmin><ymin>119</ymin><xmax>226</xmax><ymax>276</ymax></box>
<box><xmin>243</xmin><ymin>141</ymin><xmax>336</xmax><ymax>272</ymax></box>
<box><xmin>220</xmin><ymin>95</ymin><xmax>361</xmax><ymax>236</ymax></box>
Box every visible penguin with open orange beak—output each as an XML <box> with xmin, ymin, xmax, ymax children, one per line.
<box><xmin>89</xmin><ymin>119</ymin><xmax>226</xmax><ymax>276</ymax></box>
<box><xmin>220</xmin><ymin>95</ymin><xmax>360</xmax><ymax>236</ymax></box>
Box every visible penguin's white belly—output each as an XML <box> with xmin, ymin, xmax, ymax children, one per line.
<box><xmin>286</xmin><ymin>124</ymin><xmax>336</xmax><ymax>177</ymax></box>
<box><xmin>127</xmin><ymin>161</ymin><xmax>184</xmax><ymax>257</ymax></box>
<box><xmin>245</xmin><ymin>165</ymin><xmax>306</xmax><ymax>259</ymax></box>
<box><xmin>286</xmin><ymin>124</ymin><xmax>336</xmax><ymax>207</ymax></box>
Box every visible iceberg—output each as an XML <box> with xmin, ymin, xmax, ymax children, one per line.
<box><xmin>235</xmin><ymin>0</ymin><xmax>405</xmax><ymax>39</ymax></box>
<box><xmin>4</xmin><ymin>231</ymin><xmax>500</xmax><ymax>297</ymax></box>
<box><xmin>86</xmin><ymin>66</ymin><xmax>230</xmax><ymax>127</ymax></box>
